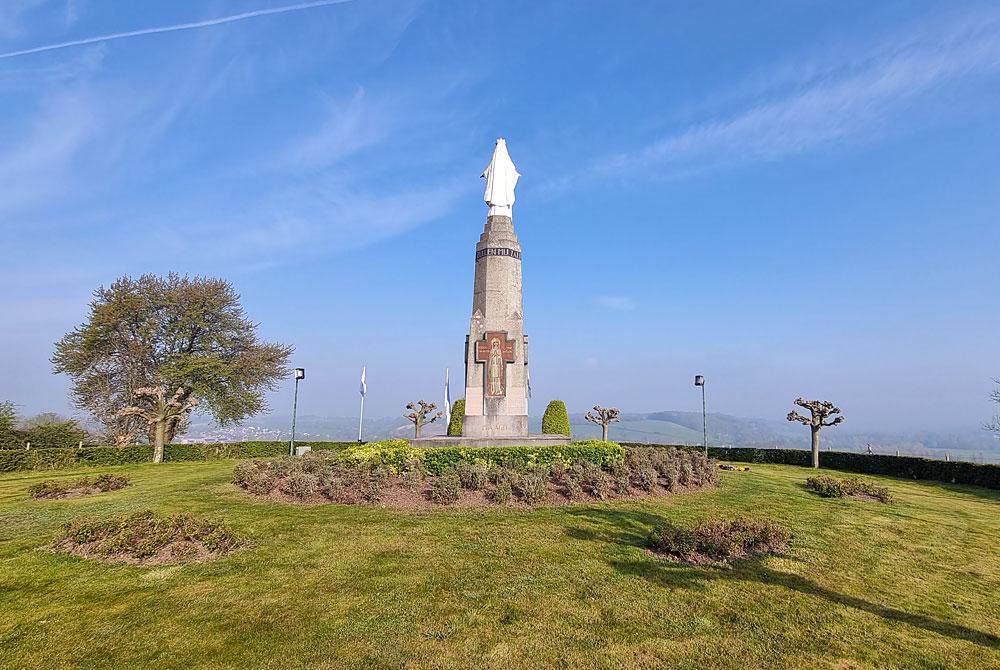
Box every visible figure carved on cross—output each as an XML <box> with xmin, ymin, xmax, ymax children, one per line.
<box><xmin>475</xmin><ymin>331</ymin><xmax>516</xmax><ymax>398</ymax></box>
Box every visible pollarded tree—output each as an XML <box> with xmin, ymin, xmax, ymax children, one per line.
<box><xmin>52</xmin><ymin>273</ymin><xmax>292</xmax><ymax>463</ymax></box>
<box><xmin>585</xmin><ymin>405</ymin><xmax>620</xmax><ymax>441</ymax></box>
<box><xmin>786</xmin><ymin>397</ymin><xmax>845</xmax><ymax>469</ymax></box>
<box><xmin>405</xmin><ymin>400</ymin><xmax>443</xmax><ymax>438</ymax></box>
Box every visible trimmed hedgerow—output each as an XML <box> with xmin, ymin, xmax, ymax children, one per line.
<box><xmin>622</xmin><ymin>444</ymin><xmax>1000</xmax><ymax>492</ymax></box>
<box><xmin>542</xmin><ymin>400</ymin><xmax>571</xmax><ymax>437</ymax></box>
<box><xmin>447</xmin><ymin>399</ymin><xmax>465</xmax><ymax>436</ymax></box>
<box><xmin>0</xmin><ymin>441</ymin><xmax>356</xmax><ymax>472</ymax></box>
<box><xmin>341</xmin><ymin>439</ymin><xmax>626</xmax><ymax>476</ymax></box>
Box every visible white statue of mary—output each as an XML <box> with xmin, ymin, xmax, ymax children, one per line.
<box><xmin>481</xmin><ymin>138</ymin><xmax>520</xmax><ymax>217</ymax></box>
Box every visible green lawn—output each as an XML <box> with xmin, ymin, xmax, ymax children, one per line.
<box><xmin>1</xmin><ymin>461</ymin><xmax>998</xmax><ymax>670</ymax></box>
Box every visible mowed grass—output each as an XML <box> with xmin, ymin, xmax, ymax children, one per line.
<box><xmin>1</xmin><ymin>461</ymin><xmax>998</xmax><ymax>670</ymax></box>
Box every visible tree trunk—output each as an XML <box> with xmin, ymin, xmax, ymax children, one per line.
<box><xmin>153</xmin><ymin>420</ymin><xmax>166</xmax><ymax>464</ymax></box>
<box><xmin>414</xmin><ymin>422</ymin><xmax>421</xmax><ymax>439</ymax></box>
<box><xmin>811</xmin><ymin>425</ymin><xmax>821</xmax><ymax>468</ymax></box>
<box><xmin>602</xmin><ymin>424</ymin><xmax>608</xmax><ymax>441</ymax></box>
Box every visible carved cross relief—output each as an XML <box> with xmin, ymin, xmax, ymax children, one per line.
<box><xmin>474</xmin><ymin>331</ymin><xmax>516</xmax><ymax>398</ymax></box>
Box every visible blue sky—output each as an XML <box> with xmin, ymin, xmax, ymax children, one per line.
<box><xmin>1</xmin><ymin>0</ymin><xmax>999</xmax><ymax>432</ymax></box>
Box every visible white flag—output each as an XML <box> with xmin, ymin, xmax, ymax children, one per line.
<box><xmin>444</xmin><ymin>367</ymin><xmax>452</xmax><ymax>424</ymax></box>
<box><xmin>359</xmin><ymin>366</ymin><xmax>367</xmax><ymax>397</ymax></box>
<box><xmin>526</xmin><ymin>368</ymin><xmax>532</xmax><ymax>398</ymax></box>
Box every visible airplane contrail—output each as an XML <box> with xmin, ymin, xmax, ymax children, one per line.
<box><xmin>0</xmin><ymin>0</ymin><xmax>353</xmax><ymax>60</ymax></box>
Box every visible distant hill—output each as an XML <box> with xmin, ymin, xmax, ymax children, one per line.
<box><xmin>184</xmin><ymin>410</ymin><xmax>1000</xmax><ymax>463</ymax></box>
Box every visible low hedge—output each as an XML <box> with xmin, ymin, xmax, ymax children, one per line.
<box><xmin>0</xmin><ymin>441</ymin><xmax>356</xmax><ymax>472</ymax></box>
<box><xmin>696</xmin><ymin>446</ymin><xmax>1000</xmax><ymax>490</ymax></box>
<box><xmin>341</xmin><ymin>439</ymin><xmax>626</xmax><ymax>475</ymax></box>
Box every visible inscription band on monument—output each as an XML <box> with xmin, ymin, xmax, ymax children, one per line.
<box><xmin>476</xmin><ymin>247</ymin><xmax>522</xmax><ymax>261</ymax></box>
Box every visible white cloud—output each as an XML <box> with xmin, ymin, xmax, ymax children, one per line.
<box><xmin>0</xmin><ymin>89</ymin><xmax>99</xmax><ymax>214</ymax></box>
<box><xmin>596</xmin><ymin>295</ymin><xmax>637</xmax><ymax>311</ymax></box>
<box><xmin>276</xmin><ymin>88</ymin><xmax>387</xmax><ymax>171</ymax></box>
<box><xmin>546</xmin><ymin>7</ymin><xmax>1000</xmax><ymax>191</ymax></box>
<box><xmin>0</xmin><ymin>0</ymin><xmax>46</xmax><ymax>39</ymax></box>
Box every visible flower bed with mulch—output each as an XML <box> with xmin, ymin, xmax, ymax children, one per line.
<box><xmin>51</xmin><ymin>510</ymin><xmax>247</xmax><ymax>565</ymax></box>
<box><xmin>28</xmin><ymin>473</ymin><xmax>129</xmax><ymax>499</ymax></box>
<box><xmin>805</xmin><ymin>475</ymin><xmax>894</xmax><ymax>503</ymax></box>
<box><xmin>233</xmin><ymin>446</ymin><xmax>719</xmax><ymax>509</ymax></box>
<box><xmin>648</xmin><ymin>517</ymin><xmax>792</xmax><ymax>566</ymax></box>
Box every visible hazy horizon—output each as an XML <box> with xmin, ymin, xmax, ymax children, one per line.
<box><xmin>2</xmin><ymin>1</ymin><xmax>999</xmax><ymax>436</ymax></box>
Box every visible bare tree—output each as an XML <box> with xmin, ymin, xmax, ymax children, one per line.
<box><xmin>787</xmin><ymin>397</ymin><xmax>845</xmax><ymax>468</ymax></box>
<box><xmin>987</xmin><ymin>379</ymin><xmax>1000</xmax><ymax>435</ymax></box>
<box><xmin>405</xmin><ymin>400</ymin><xmax>443</xmax><ymax>438</ymax></box>
<box><xmin>119</xmin><ymin>387</ymin><xmax>199</xmax><ymax>463</ymax></box>
<box><xmin>585</xmin><ymin>405</ymin><xmax>620</xmax><ymax>441</ymax></box>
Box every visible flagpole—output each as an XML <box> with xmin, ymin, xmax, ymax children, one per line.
<box><xmin>358</xmin><ymin>365</ymin><xmax>366</xmax><ymax>443</ymax></box>
<box><xmin>358</xmin><ymin>394</ymin><xmax>364</xmax><ymax>443</ymax></box>
<box><xmin>444</xmin><ymin>367</ymin><xmax>451</xmax><ymax>426</ymax></box>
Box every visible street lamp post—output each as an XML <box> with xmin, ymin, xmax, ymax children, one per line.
<box><xmin>289</xmin><ymin>368</ymin><xmax>305</xmax><ymax>456</ymax></box>
<box><xmin>694</xmin><ymin>375</ymin><xmax>707</xmax><ymax>456</ymax></box>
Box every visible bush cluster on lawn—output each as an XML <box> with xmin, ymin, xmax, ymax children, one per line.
<box><xmin>233</xmin><ymin>455</ymin><xmax>390</xmax><ymax>504</ymax></box>
<box><xmin>55</xmin><ymin>510</ymin><xmax>244</xmax><ymax>563</ymax></box>
<box><xmin>805</xmin><ymin>475</ymin><xmax>894</xmax><ymax>503</ymax></box>
<box><xmin>234</xmin><ymin>445</ymin><xmax>717</xmax><ymax>506</ymax></box>
<box><xmin>649</xmin><ymin>517</ymin><xmax>792</xmax><ymax>564</ymax></box>
<box><xmin>28</xmin><ymin>473</ymin><xmax>129</xmax><ymax>499</ymax></box>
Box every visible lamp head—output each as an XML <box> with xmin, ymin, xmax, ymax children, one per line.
<box><xmin>694</xmin><ymin>375</ymin><xmax>705</xmax><ymax>387</ymax></box>
<box><xmin>294</xmin><ymin>368</ymin><xmax>306</xmax><ymax>380</ymax></box>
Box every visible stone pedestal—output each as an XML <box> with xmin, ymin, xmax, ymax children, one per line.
<box><xmin>462</xmin><ymin>214</ymin><xmax>529</xmax><ymax>439</ymax></box>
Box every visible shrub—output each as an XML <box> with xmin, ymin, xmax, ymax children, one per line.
<box><xmin>633</xmin><ymin>464</ymin><xmax>658</xmax><ymax>492</ymax></box>
<box><xmin>592</xmin><ymin>472</ymin><xmax>614</xmax><ymax>500</ymax></box>
<box><xmin>28</xmin><ymin>480</ymin><xmax>71</xmax><ymax>499</ymax></box>
<box><xmin>489</xmin><ymin>479</ymin><xmax>513</xmax><ymax>504</ymax></box>
<box><xmin>360</xmin><ymin>467</ymin><xmax>389</xmax><ymax>503</ymax></box>
<box><xmin>430</xmin><ymin>469</ymin><xmax>461</xmax><ymax>503</ymax></box>
<box><xmin>456</xmin><ymin>460</ymin><xmax>489</xmax><ymax>490</ymax></box>
<box><xmin>243</xmin><ymin>468</ymin><xmax>278</xmax><ymax>496</ymax></box>
<box><xmin>279</xmin><ymin>472</ymin><xmax>319</xmax><ymax>499</ymax></box>
<box><xmin>447</xmin><ymin>399</ymin><xmax>465</xmax><ymax>436</ymax></box>
<box><xmin>542</xmin><ymin>400</ymin><xmax>571</xmax><ymax>437</ymax></box>
<box><xmin>514</xmin><ymin>467</ymin><xmax>548</xmax><ymax>503</ymax></box>
<box><xmin>679</xmin><ymin>461</ymin><xmax>693</xmax><ymax>486</ymax></box>
<box><xmin>401</xmin><ymin>459</ymin><xmax>426</xmax><ymax>491</ymax></box>
<box><xmin>415</xmin><ymin>442</ymin><xmax>626</xmax><ymax>476</ymax></box>
<box><xmin>564</xmin><ymin>471</ymin><xmax>584</xmax><ymax>499</ymax></box>
<box><xmin>56</xmin><ymin>510</ymin><xmax>243</xmax><ymax>563</ymax></box>
<box><xmin>91</xmin><ymin>473</ymin><xmax>129</xmax><ymax>492</ymax></box>
<box><xmin>650</xmin><ymin>517</ymin><xmax>791</xmax><ymax>562</ymax></box>
<box><xmin>341</xmin><ymin>439</ymin><xmax>412</xmax><ymax>474</ymax></box>
<box><xmin>609</xmin><ymin>461</ymin><xmax>631</xmax><ymax>494</ymax></box>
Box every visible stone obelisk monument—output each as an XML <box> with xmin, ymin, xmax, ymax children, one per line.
<box><xmin>461</xmin><ymin>138</ymin><xmax>530</xmax><ymax>439</ymax></box>
<box><xmin>412</xmin><ymin>139</ymin><xmax>569</xmax><ymax>448</ymax></box>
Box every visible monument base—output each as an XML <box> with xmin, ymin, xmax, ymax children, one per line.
<box><xmin>410</xmin><ymin>434</ymin><xmax>572</xmax><ymax>449</ymax></box>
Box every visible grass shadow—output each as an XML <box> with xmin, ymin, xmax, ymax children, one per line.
<box><xmin>565</xmin><ymin>507</ymin><xmax>1000</xmax><ymax>651</ymax></box>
